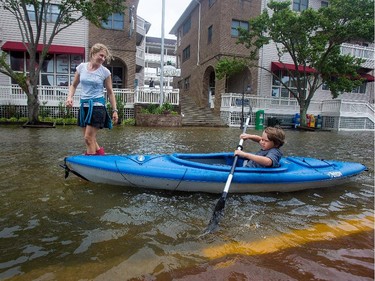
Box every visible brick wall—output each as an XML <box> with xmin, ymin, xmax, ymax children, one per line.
<box><xmin>175</xmin><ymin>0</ymin><xmax>262</xmax><ymax>113</ymax></box>
<box><xmin>88</xmin><ymin>0</ymin><xmax>139</xmax><ymax>88</ymax></box>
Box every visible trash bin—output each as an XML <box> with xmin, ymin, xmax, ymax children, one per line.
<box><xmin>316</xmin><ymin>115</ymin><xmax>322</xmax><ymax>129</ymax></box>
<box><xmin>293</xmin><ymin>113</ymin><xmax>300</xmax><ymax>128</ymax></box>
<box><xmin>255</xmin><ymin>110</ymin><xmax>265</xmax><ymax>130</ymax></box>
<box><xmin>309</xmin><ymin>114</ymin><xmax>315</xmax><ymax>128</ymax></box>
<box><xmin>267</xmin><ymin>117</ymin><xmax>279</xmax><ymax>127</ymax></box>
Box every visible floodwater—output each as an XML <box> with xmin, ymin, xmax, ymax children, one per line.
<box><xmin>0</xmin><ymin>125</ymin><xmax>373</xmax><ymax>281</ymax></box>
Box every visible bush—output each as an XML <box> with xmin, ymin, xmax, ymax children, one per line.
<box><xmin>141</xmin><ymin>103</ymin><xmax>178</xmax><ymax>115</ymax></box>
<box><xmin>123</xmin><ymin>118</ymin><xmax>135</xmax><ymax>126</ymax></box>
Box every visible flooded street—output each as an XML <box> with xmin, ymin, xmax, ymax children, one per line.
<box><xmin>0</xmin><ymin>125</ymin><xmax>373</xmax><ymax>280</ymax></box>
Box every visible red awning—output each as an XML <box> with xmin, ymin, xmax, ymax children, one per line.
<box><xmin>1</xmin><ymin>41</ymin><xmax>85</xmax><ymax>55</ymax></box>
<box><xmin>271</xmin><ymin>62</ymin><xmax>316</xmax><ymax>73</ymax></box>
<box><xmin>361</xmin><ymin>73</ymin><xmax>375</xmax><ymax>82</ymax></box>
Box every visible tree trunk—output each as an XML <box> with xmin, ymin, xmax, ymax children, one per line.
<box><xmin>27</xmin><ymin>84</ymin><xmax>40</xmax><ymax>125</ymax></box>
<box><xmin>299</xmin><ymin>106</ymin><xmax>308</xmax><ymax>127</ymax></box>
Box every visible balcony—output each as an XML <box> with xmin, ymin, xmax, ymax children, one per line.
<box><xmin>145</xmin><ymin>53</ymin><xmax>176</xmax><ymax>65</ymax></box>
<box><xmin>136</xmin><ymin>46</ymin><xmax>145</xmax><ymax>67</ymax></box>
<box><xmin>340</xmin><ymin>43</ymin><xmax>374</xmax><ymax>70</ymax></box>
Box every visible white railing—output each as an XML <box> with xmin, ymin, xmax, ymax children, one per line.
<box><xmin>0</xmin><ymin>85</ymin><xmax>179</xmax><ymax>107</ymax></box>
<box><xmin>135</xmin><ymin>88</ymin><xmax>179</xmax><ymax>105</ymax></box>
<box><xmin>0</xmin><ymin>85</ymin><xmax>70</xmax><ymax>106</ymax></box>
<box><xmin>220</xmin><ymin>93</ymin><xmax>322</xmax><ymax>114</ymax></box>
<box><xmin>321</xmin><ymin>99</ymin><xmax>375</xmax><ymax>122</ymax></box>
<box><xmin>145</xmin><ymin>53</ymin><xmax>176</xmax><ymax>64</ymax></box>
<box><xmin>340</xmin><ymin>43</ymin><xmax>375</xmax><ymax>69</ymax></box>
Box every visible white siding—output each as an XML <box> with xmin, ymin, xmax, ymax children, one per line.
<box><xmin>0</xmin><ymin>8</ymin><xmax>87</xmax><ymax>48</ymax></box>
<box><xmin>0</xmin><ymin>5</ymin><xmax>89</xmax><ymax>85</ymax></box>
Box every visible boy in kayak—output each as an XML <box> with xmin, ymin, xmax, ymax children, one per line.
<box><xmin>235</xmin><ymin>126</ymin><xmax>285</xmax><ymax>168</ymax></box>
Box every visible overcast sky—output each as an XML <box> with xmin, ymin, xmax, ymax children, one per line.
<box><xmin>137</xmin><ymin>0</ymin><xmax>192</xmax><ymax>39</ymax></box>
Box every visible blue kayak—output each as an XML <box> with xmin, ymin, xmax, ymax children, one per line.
<box><xmin>62</xmin><ymin>152</ymin><xmax>367</xmax><ymax>193</ymax></box>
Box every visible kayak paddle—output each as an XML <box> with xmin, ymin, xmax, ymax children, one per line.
<box><xmin>205</xmin><ymin>109</ymin><xmax>252</xmax><ymax>233</ymax></box>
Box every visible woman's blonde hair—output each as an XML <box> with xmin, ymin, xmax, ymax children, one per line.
<box><xmin>89</xmin><ymin>43</ymin><xmax>113</xmax><ymax>63</ymax></box>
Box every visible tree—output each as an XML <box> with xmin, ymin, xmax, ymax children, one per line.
<box><xmin>222</xmin><ymin>0</ymin><xmax>374</xmax><ymax>126</ymax></box>
<box><xmin>0</xmin><ymin>0</ymin><xmax>127</xmax><ymax>124</ymax></box>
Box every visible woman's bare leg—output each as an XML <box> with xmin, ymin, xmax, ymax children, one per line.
<box><xmin>83</xmin><ymin>125</ymin><xmax>100</xmax><ymax>154</ymax></box>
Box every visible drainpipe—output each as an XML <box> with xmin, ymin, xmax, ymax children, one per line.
<box><xmin>194</xmin><ymin>0</ymin><xmax>201</xmax><ymax>65</ymax></box>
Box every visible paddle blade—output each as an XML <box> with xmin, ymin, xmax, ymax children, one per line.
<box><xmin>205</xmin><ymin>196</ymin><xmax>226</xmax><ymax>233</ymax></box>
<box><xmin>60</xmin><ymin>164</ymin><xmax>70</xmax><ymax>179</ymax></box>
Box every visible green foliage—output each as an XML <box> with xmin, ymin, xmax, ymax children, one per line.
<box><xmin>106</xmin><ymin>95</ymin><xmax>126</xmax><ymax>123</ymax></box>
<box><xmin>215</xmin><ymin>58</ymin><xmax>247</xmax><ymax>80</ymax></box>
<box><xmin>3</xmin><ymin>103</ymin><xmax>20</xmax><ymax>119</ymax></box>
<box><xmin>54</xmin><ymin>117</ymin><xmax>77</xmax><ymax>125</ymax></box>
<box><xmin>39</xmin><ymin>101</ymin><xmax>50</xmax><ymax>120</ymax></box>
<box><xmin>115</xmin><ymin>95</ymin><xmax>125</xmax><ymax>121</ymax></box>
<box><xmin>141</xmin><ymin>103</ymin><xmax>178</xmax><ymax>115</ymax></box>
<box><xmin>123</xmin><ymin>118</ymin><xmax>135</xmax><ymax>126</ymax></box>
<box><xmin>58</xmin><ymin>100</ymin><xmax>74</xmax><ymax>119</ymax></box>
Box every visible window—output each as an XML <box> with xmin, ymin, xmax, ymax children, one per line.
<box><xmin>27</xmin><ymin>3</ymin><xmax>60</xmax><ymax>22</ymax></box>
<box><xmin>231</xmin><ymin>20</ymin><xmax>249</xmax><ymax>37</ymax></box>
<box><xmin>26</xmin><ymin>5</ymin><xmax>36</xmax><ymax>21</ymax></box>
<box><xmin>182</xmin><ymin>45</ymin><xmax>190</xmax><ymax>62</ymax></box>
<box><xmin>209</xmin><ymin>0</ymin><xmax>216</xmax><ymax>7</ymax></box>
<box><xmin>48</xmin><ymin>4</ymin><xmax>60</xmax><ymax>22</ymax></box>
<box><xmin>182</xmin><ymin>17</ymin><xmax>191</xmax><ymax>35</ymax></box>
<box><xmin>9</xmin><ymin>51</ymin><xmax>83</xmax><ymax>87</ymax></box>
<box><xmin>321</xmin><ymin>1</ymin><xmax>329</xmax><ymax>7</ymax></box>
<box><xmin>322</xmin><ymin>81</ymin><xmax>367</xmax><ymax>94</ymax></box>
<box><xmin>102</xmin><ymin>13</ymin><xmax>124</xmax><ymax>30</ymax></box>
<box><xmin>293</xmin><ymin>0</ymin><xmax>309</xmax><ymax>11</ymax></box>
<box><xmin>208</xmin><ymin>25</ymin><xmax>213</xmax><ymax>44</ymax></box>
<box><xmin>272</xmin><ymin>70</ymin><xmax>307</xmax><ymax>99</ymax></box>
<box><xmin>10</xmin><ymin>52</ymin><xmax>25</xmax><ymax>72</ymax></box>
<box><xmin>352</xmin><ymin>83</ymin><xmax>366</xmax><ymax>94</ymax></box>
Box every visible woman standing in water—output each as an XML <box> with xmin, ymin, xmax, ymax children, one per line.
<box><xmin>66</xmin><ymin>43</ymin><xmax>118</xmax><ymax>155</ymax></box>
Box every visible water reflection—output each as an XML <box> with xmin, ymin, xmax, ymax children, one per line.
<box><xmin>0</xmin><ymin>125</ymin><xmax>373</xmax><ymax>280</ymax></box>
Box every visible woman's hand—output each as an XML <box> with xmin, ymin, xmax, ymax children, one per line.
<box><xmin>112</xmin><ymin>111</ymin><xmax>118</xmax><ymax>124</ymax></box>
<box><xmin>65</xmin><ymin>97</ymin><xmax>73</xmax><ymax>108</ymax></box>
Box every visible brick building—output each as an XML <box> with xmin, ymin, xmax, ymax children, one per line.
<box><xmin>170</xmin><ymin>0</ymin><xmax>374</xmax><ymax>113</ymax></box>
<box><xmin>88</xmin><ymin>0</ymin><xmax>141</xmax><ymax>89</ymax></box>
<box><xmin>170</xmin><ymin>0</ymin><xmax>262</xmax><ymax>111</ymax></box>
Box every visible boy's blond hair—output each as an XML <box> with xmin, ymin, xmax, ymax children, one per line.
<box><xmin>265</xmin><ymin>126</ymin><xmax>285</xmax><ymax>148</ymax></box>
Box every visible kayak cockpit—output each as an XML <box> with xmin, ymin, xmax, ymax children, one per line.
<box><xmin>170</xmin><ymin>152</ymin><xmax>288</xmax><ymax>173</ymax></box>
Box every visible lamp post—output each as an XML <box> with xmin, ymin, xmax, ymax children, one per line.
<box><xmin>241</xmin><ymin>84</ymin><xmax>251</xmax><ymax>129</ymax></box>
<box><xmin>160</xmin><ymin>0</ymin><xmax>165</xmax><ymax>105</ymax></box>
